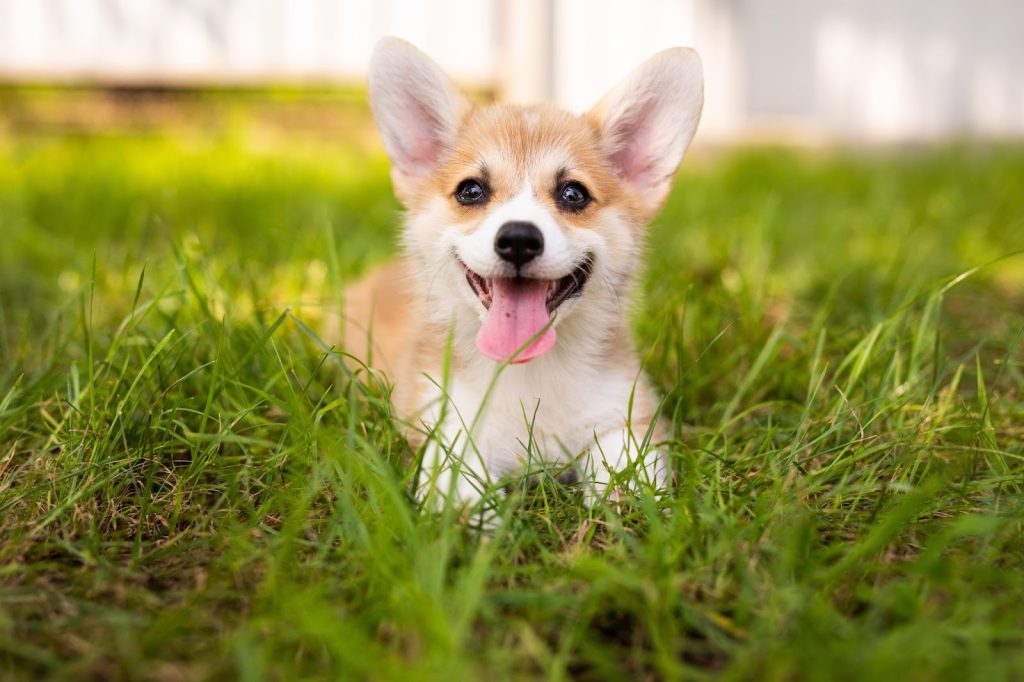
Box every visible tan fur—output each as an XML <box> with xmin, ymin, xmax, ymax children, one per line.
<box><xmin>340</xmin><ymin>259</ymin><xmax>415</xmax><ymax>378</ymax></box>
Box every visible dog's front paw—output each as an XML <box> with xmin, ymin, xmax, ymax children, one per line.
<box><xmin>414</xmin><ymin>442</ymin><xmax>504</xmax><ymax>530</ymax></box>
<box><xmin>580</xmin><ymin>427</ymin><xmax>669</xmax><ymax>508</ymax></box>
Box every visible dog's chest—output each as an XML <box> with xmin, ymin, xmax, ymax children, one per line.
<box><xmin>441</xmin><ymin>359</ymin><xmax>642</xmax><ymax>473</ymax></box>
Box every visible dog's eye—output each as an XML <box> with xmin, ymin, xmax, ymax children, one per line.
<box><xmin>455</xmin><ymin>179</ymin><xmax>488</xmax><ymax>206</ymax></box>
<box><xmin>558</xmin><ymin>181</ymin><xmax>591</xmax><ymax>211</ymax></box>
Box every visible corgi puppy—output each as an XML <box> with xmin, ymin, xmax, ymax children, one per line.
<box><xmin>344</xmin><ymin>37</ymin><xmax>703</xmax><ymax>514</ymax></box>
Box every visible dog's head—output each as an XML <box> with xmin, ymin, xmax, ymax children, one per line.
<box><xmin>367</xmin><ymin>37</ymin><xmax>703</xmax><ymax>364</ymax></box>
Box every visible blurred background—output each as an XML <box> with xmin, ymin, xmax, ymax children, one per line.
<box><xmin>2</xmin><ymin>0</ymin><xmax>1023</xmax><ymax>143</ymax></box>
<box><xmin>1</xmin><ymin>0</ymin><xmax>1022</xmax><ymax>343</ymax></box>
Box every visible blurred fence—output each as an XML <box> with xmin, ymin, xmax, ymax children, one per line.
<box><xmin>1</xmin><ymin>0</ymin><xmax>1022</xmax><ymax>142</ymax></box>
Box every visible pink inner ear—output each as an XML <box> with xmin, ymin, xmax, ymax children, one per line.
<box><xmin>607</xmin><ymin>105</ymin><xmax>661</xmax><ymax>189</ymax></box>
<box><xmin>400</xmin><ymin>101</ymin><xmax>447</xmax><ymax>177</ymax></box>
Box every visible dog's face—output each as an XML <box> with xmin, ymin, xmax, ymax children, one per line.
<box><xmin>368</xmin><ymin>38</ymin><xmax>703</xmax><ymax>364</ymax></box>
<box><xmin>404</xmin><ymin>105</ymin><xmax>634</xmax><ymax>363</ymax></box>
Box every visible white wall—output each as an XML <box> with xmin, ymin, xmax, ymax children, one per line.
<box><xmin>725</xmin><ymin>0</ymin><xmax>1024</xmax><ymax>140</ymax></box>
<box><xmin>1</xmin><ymin>0</ymin><xmax>1022</xmax><ymax>141</ymax></box>
<box><xmin>0</xmin><ymin>0</ymin><xmax>498</xmax><ymax>86</ymax></box>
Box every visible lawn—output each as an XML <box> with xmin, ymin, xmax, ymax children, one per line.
<box><xmin>1</xmin><ymin>102</ymin><xmax>1023</xmax><ymax>680</ymax></box>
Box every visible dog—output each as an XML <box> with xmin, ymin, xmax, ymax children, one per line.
<box><xmin>342</xmin><ymin>37</ymin><xmax>703</xmax><ymax>516</ymax></box>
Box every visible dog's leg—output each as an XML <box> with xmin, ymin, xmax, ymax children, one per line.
<box><xmin>414</xmin><ymin>424</ymin><xmax>502</xmax><ymax>527</ymax></box>
<box><xmin>415</xmin><ymin>437</ymin><xmax>486</xmax><ymax>506</ymax></box>
<box><xmin>580</xmin><ymin>425</ymin><xmax>669</xmax><ymax>507</ymax></box>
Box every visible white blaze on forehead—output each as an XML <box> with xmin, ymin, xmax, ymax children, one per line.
<box><xmin>449</xmin><ymin>180</ymin><xmax>577</xmax><ymax>279</ymax></box>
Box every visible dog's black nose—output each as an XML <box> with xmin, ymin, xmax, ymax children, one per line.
<box><xmin>494</xmin><ymin>221</ymin><xmax>544</xmax><ymax>268</ymax></box>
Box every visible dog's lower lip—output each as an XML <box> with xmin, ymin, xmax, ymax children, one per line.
<box><xmin>459</xmin><ymin>258</ymin><xmax>593</xmax><ymax>313</ymax></box>
<box><xmin>465</xmin><ymin>268</ymin><xmax>492</xmax><ymax>308</ymax></box>
<box><xmin>543</xmin><ymin>260</ymin><xmax>593</xmax><ymax>313</ymax></box>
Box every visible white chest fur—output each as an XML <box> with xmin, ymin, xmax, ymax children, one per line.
<box><xmin>455</xmin><ymin>358</ymin><xmax>639</xmax><ymax>470</ymax></box>
<box><xmin>410</xmin><ymin>344</ymin><xmax>664</xmax><ymax>508</ymax></box>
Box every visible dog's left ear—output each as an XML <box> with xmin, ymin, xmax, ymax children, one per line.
<box><xmin>588</xmin><ymin>48</ymin><xmax>703</xmax><ymax>213</ymax></box>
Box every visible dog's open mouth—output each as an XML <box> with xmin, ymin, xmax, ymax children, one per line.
<box><xmin>460</xmin><ymin>258</ymin><xmax>593</xmax><ymax>363</ymax></box>
<box><xmin>463</xmin><ymin>259</ymin><xmax>592</xmax><ymax>314</ymax></box>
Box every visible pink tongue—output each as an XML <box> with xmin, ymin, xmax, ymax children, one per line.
<box><xmin>476</xmin><ymin>278</ymin><xmax>556</xmax><ymax>363</ymax></box>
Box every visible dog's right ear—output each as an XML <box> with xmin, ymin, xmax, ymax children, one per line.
<box><xmin>368</xmin><ymin>37</ymin><xmax>470</xmax><ymax>201</ymax></box>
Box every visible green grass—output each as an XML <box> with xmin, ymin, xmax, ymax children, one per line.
<box><xmin>1</xmin><ymin>118</ymin><xmax>1023</xmax><ymax>680</ymax></box>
